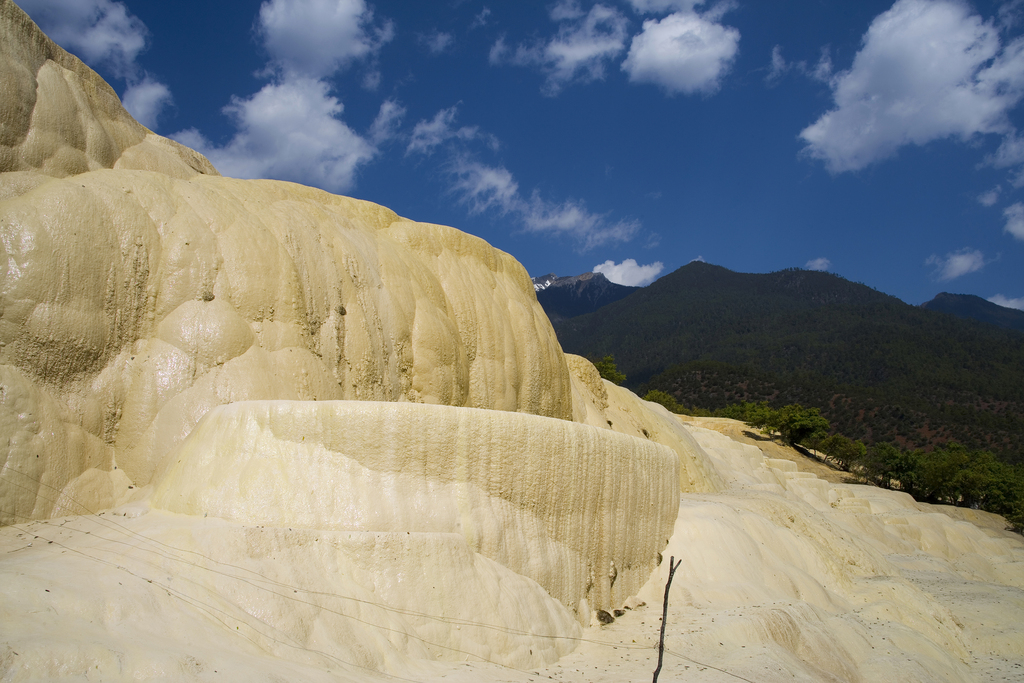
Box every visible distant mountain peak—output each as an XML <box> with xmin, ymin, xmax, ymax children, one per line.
<box><xmin>531</xmin><ymin>272</ymin><xmax>637</xmax><ymax>322</ymax></box>
<box><xmin>920</xmin><ymin>292</ymin><xmax>1024</xmax><ymax>332</ymax></box>
<box><xmin>533</xmin><ymin>273</ymin><xmax>559</xmax><ymax>291</ymax></box>
<box><xmin>532</xmin><ymin>271</ymin><xmax>611</xmax><ymax>291</ymax></box>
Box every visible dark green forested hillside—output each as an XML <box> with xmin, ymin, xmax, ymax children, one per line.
<box><xmin>553</xmin><ymin>262</ymin><xmax>1024</xmax><ymax>463</ymax></box>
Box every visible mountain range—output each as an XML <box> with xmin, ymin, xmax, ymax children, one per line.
<box><xmin>546</xmin><ymin>262</ymin><xmax>1024</xmax><ymax>463</ymax></box>
<box><xmin>921</xmin><ymin>292</ymin><xmax>1024</xmax><ymax>332</ymax></box>
<box><xmin>531</xmin><ymin>272</ymin><xmax>637</xmax><ymax>322</ymax></box>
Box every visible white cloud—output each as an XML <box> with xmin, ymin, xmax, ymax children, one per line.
<box><xmin>621</xmin><ymin>10</ymin><xmax>740</xmax><ymax>95</ymax></box>
<box><xmin>520</xmin><ymin>194</ymin><xmax>641</xmax><ymax>249</ymax></box>
<box><xmin>490</xmin><ymin>3</ymin><xmax>629</xmax><ymax>95</ymax></box>
<box><xmin>168</xmin><ymin>0</ymin><xmax>401</xmax><ymax>191</ymax></box>
<box><xmin>690</xmin><ymin>255</ymin><xmax>705</xmax><ymax>262</ymax></box>
<box><xmin>256</xmin><ymin>0</ymin><xmax>393</xmax><ymax>78</ymax></box>
<box><xmin>977</xmin><ymin>186</ymin><xmax>1001</xmax><ymax>206</ymax></box>
<box><xmin>801</xmin><ymin>0</ymin><xmax>1024</xmax><ymax>173</ymax></box>
<box><xmin>925</xmin><ymin>247</ymin><xmax>987</xmax><ymax>280</ymax></box>
<box><xmin>593</xmin><ymin>259</ymin><xmax>664</xmax><ymax>286</ymax></box>
<box><xmin>450</xmin><ymin>159</ymin><xmax>640</xmax><ymax>250</ymax></box>
<box><xmin>121</xmin><ymin>76</ymin><xmax>172</xmax><ymax>130</ymax></box>
<box><xmin>805</xmin><ymin>257</ymin><xmax>831</xmax><ymax>271</ymax></box>
<box><xmin>172</xmin><ymin>78</ymin><xmax>375</xmax><ymax>193</ymax></box>
<box><xmin>1005</xmin><ymin>202</ymin><xmax>1024</xmax><ymax>239</ymax></box>
<box><xmin>17</xmin><ymin>0</ymin><xmax>147</xmax><ymax>77</ymax></box>
<box><xmin>407</xmin><ymin>107</ymin><xmax>483</xmax><ymax>155</ymax></box>
<box><xmin>450</xmin><ymin>159</ymin><xmax>520</xmax><ymax>215</ymax></box>
<box><xmin>989</xmin><ymin>294</ymin><xmax>1024</xmax><ymax>310</ymax></box>
<box><xmin>419</xmin><ymin>30</ymin><xmax>453</xmax><ymax>55</ymax></box>
<box><xmin>986</xmin><ymin>133</ymin><xmax>1024</xmax><ymax>186</ymax></box>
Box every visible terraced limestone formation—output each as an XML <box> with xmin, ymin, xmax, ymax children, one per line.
<box><xmin>2</xmin><ymin>2</ymin><xmax>1023</xmax><ymax>681</ymax></box>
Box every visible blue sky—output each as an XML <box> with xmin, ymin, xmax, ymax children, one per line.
<box><xmin>15</xmin><ymin>0</ymin><xmax>1024</xmax><ymax>307</ymax></box>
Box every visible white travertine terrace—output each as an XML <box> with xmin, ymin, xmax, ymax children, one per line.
<box><xmin>150</xmin><ymin>400</ymin><xmax>680</xmax><ymax>614</ymax></box>
<box><xmin>2</xmin><ymin>1</ymin><xmax>1024</xmax><ymax>681</ymax></box>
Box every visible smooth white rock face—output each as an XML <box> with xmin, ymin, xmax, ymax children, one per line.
<box><xmin>3</xmin><ymin>2</ymin><xmax>1024</xmax><ymax>681</ymax></box>
<box><xmin>150</xmin><ymin>400</ymin><xmax>681</xmax><ymax>615</ymax></box>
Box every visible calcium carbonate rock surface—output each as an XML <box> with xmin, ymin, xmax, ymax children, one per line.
<box><xmin>3</xmin><ymin>2</ymin><xmax>1024</xmax><ymax>682</ymax></box>
<box><xmin>0</xmin><ymin>0</ymin><xmax>584</xmax><ymax>525</ymax></box>
<box><xmin>0</xmin><ymin>0</ymin><xmax>216</xmax><ymax>180</ymax></box>
<box><xmin>150</xmin><ymin>400</ymin><xmax>679</xmax><ymax>614</ymax></box>
<box><xmin>0</xmin><ymin>166</ymin><xmax>581</xmax><ymax>523</ymax></box>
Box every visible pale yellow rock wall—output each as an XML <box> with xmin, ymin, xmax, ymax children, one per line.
<box><xmin>0</xmin><ymin>0</ymin><xmax>217</xmax><ymax>180</ymax></box>
<box><xmin>0</xmin><ymin>169</ymin><xmax>574</xmax><ymax>524</ymax></box>
<box><xmin>565</xmin><ymin>354</ymin><xmax>724</xmax><ymax>493</ymax></box>
<box><xmin>150</xmin><ymin>400</ymin><xmax>681</xmax><ymax>615</ymax></box>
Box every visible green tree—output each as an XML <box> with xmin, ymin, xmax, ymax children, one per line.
<box><xmin>775</xmin><ymin>404</ymin><xmax>830</xmax><ymax>447</ymax></box>
<box><xmin>819</xmin><ymin>434</ymin><xmax>866</xmax><ymax>471</ymax></box>
<box><xmin>738</xmin><ymin>402</ymin><xmax>777</xmax><ymax>435</ymax></box>
<box><xmin>863</xmin><ymin>442</ymin><xmax>922</xmax><ymax>493</ymax></box>
<box><xmin>593</xmin><ymin>355</ymin><xmax>626</xmax><ymax>385</ymax></box>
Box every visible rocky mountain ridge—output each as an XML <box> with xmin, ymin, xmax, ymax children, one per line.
<box><xmin>531</xmin><ymin>271</ymin><xmax>638</xmax><ymax>322</ymax></box>
<box><xmin>921</xmin><ymin>292</ymin><xmax>1024</xmax><ymax>333</ymax></box>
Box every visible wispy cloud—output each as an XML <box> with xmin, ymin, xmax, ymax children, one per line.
<box><xmin>765</xmin><ymin>45</ymin><xmax>787</xmax><ymax>85</ymax></box>
<box><xmin>490</xmin><ymin>2</ymin><xmax>629</xmax><ymax>96</ymax></box>
<box><xmin>470</xmin><ymin>7</ymin><xmax>492</xmax><ymax>30</ymax></box>
<box><xmin>985</xmin><ymin>133</ymin><xmax>1024</xmax><ymax>187</ymax></box>
<box><xmin>805</xmin><ymin>257</ymin><xmax>831</xmax><ymax>271</ymax></box>
<box><xmin>801</xmin><ymin>0</ymin><xmax>1024</xmax><ymax>174</ymax></box>
<box><xmin>450</xmin><ymin>158</ymin><xmax>640</xmax><ymax>250</ymax></box>
<box><xmin>766</xmin><ymin>45</ymin><xmax>832</xmax><ymax>86</ymax></box>
<box><xmin>925</xmin><ymin>247</ymin><xmax>987</xmax><ymax>281</ymax></box>
<box><xmin>626</xmin><ymin>0</ymin><xmax>704</xmax><ymax>12</ymax></box>
<box><xmin>1005</xmin><ymin>202</ymin><xmax>1024</xmax><ymax>239</ymax></box>
<box><xmin>593</xmin><ymin>259</ymin><xmax>664</xmax><ymax>286</ymax></box>
<box><xmin>407</xmin><ymin>106</ymin><xmax>490</xmax><ymax>156</ymax></box>
<box><xmin>977</xmin><ymin>187</ymin><xmax>1001</xmax><ymax>207</ymax></box>
<box><xmin>368</xmin><ymin>99</ymin><xmax>406</xmax><ymax>145</ymax></box>
<box><xmin>418</xmin><ymin>30</ymin><xmax>454</xmax><ymax>55</ymax></box>
<box><xmin>451</xmin><ymin>159</ymin><xmax>520</xmax><ymax>215</ymax></box>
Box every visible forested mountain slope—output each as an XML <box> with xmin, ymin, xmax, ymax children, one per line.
<box><xmin>554</xmin><ymin>262</ymin><xmax>1024</xmax><ymax>461</ymax></box>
